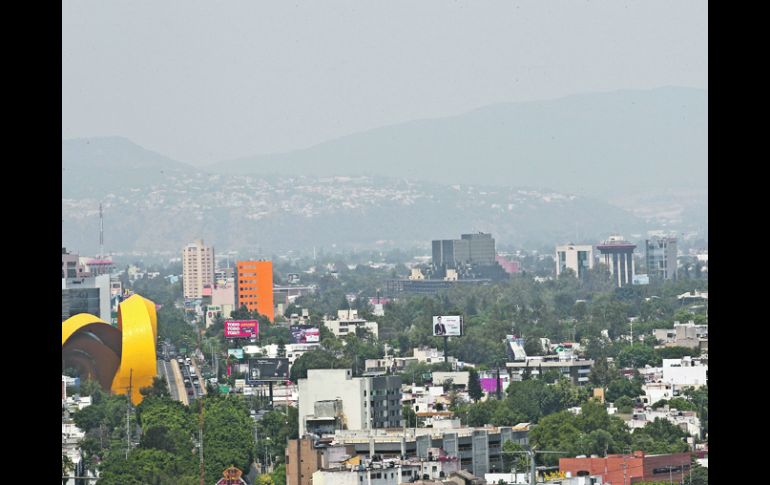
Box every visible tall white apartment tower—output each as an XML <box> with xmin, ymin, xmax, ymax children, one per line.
<box><xmin>182</xmin><ymin>239</ymin><xmax>215</xmax><ymax>299</ymax></box>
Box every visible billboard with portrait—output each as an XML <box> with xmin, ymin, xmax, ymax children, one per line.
<box><xmin>206</xmin><ymin>305</ymin><xmax>222</xmax><ymax>327</ymax></box>
<box><xmin>224</xmin><ymin>320</ymin><xmax>259</xmax><ymax>338</ymax></box>
<box><xmin>290</xmin><ymin>325</ymin><xmax>321</xmax><ymax>344</ymax></box>
<box><xmin>247</xmin><ymin>358</ymin><xmax>290</xmax><ymax>382</ymax></box>
<box><xmin>432</xmin><ymin>315</ymin><xmax>463</xmax><ymax>336</ymax></box>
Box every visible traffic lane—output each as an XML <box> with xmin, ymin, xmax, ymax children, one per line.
<box><xmin>162</xmin><ymin>359</ymin><xmax>181</xmax><ymax>401</ymax></box>
<box><xmin>157</xmin><ymin>360</ymin><xmax>176</xmax><ymax>400</ymax></box>
<box><xmin>191</xmin><ymin>360</ymin><xmax>207</xmax><ymax>396</ymax></box>
<box><xmin>170</xmin><ymin>359</ymin><xmax>190</xmax><ymax>406</ymax></box>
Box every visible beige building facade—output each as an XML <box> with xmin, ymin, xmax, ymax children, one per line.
<box><xmin>182</xmin><ymin>239</ymin><xmax>215</xmax><ymax>299</ymax></box>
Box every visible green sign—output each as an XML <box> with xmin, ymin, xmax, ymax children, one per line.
<box><xmin>219</xmin><ymin>385</ymin><xmax>230</xmax><ymax>394</ymax></box>
<box><xmin>227</xmin><ymin>349</ymin><xmax>244</xmax><ymax>360</ymax></box>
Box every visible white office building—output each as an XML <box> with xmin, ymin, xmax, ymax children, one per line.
<box><xmin>298</xmin><ymin>369</ymin><xmax>402</xmax><ymax>436</ymax></box>
<box><xmin>555</xmin><ymin>244</ymin><xmax>595</xmax><ymax>279</ymax></box>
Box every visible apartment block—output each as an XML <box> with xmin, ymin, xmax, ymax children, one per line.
<box><xmin>182</xmin><ymin>239</ymin><xmax>215</xmax><ymax>300</ymax></box>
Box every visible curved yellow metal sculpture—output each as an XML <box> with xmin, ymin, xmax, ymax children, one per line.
<box><xmin>62</xmin><ymin>294</ymin><xmax>158</xmax><ymax>404</ymax></box>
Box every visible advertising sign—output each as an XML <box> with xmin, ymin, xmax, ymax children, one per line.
<box><xmin>248</xmin><ymin>358</ymin><xmax>290</xmax><ymax>382</ymax></box>
<box><xmin>227</xmin><ymin>348</ymin><xmax>244</xmax><ymax>360</ymax></box>
<box><xmin>432</xmin><ymin>315</ymin><xmax>463</xmax><ymax>336</ymax></box>
<box><xmin>224</xmin><ymin>320</ymin><xmax>259</xmax><ymax>338</ymax></box>
<box><xmin>290</xmin><ymin>325</ymin><xmax>321</xmax><ymax>343</ymax></box>
<box><xmin>206</xmin><ymin>305</ymin><xmax>223</xmax><ymax>326</ymax></box>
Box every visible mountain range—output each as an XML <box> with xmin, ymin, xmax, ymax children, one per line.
<box><xmin>62</xmin><ymin>87</ymin><xmax>707</xmax><ymax>255</ymax></box>
<box><xmin>210</xmin><ymin>87</ymin><xmax>707</xmax><ymax>198</ymax></box>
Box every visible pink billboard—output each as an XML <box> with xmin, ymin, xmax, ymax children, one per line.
<box><xmin>224</xmin><ymin>320</ymin><xmax>259</xmax><ymax>338</ymax></box>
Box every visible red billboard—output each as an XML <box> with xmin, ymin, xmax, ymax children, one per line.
<box><xmin>224</xmin><ymin>320</ymin><xmax>259</xmax><ymax>338</ymax></box>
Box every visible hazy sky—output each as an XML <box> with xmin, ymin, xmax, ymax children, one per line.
<box><xmin>62</xmin><ymin>1</ymin><xmax>707</xmax><ymax>166</ymax></box>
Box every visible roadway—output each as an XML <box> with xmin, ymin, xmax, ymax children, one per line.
<box><xmin>191</xmin><ymin>359</ymin><xmax>207</xmax><ymax>396</ymax></box>
<box><xmin>157</xmin><ymin>358</ymin><xmax>189</xmax><ymax>405</ymax></box>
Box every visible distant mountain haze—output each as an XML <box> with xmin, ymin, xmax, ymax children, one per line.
<box><xmin>62</xmin><ymin>172</ymin><xmax>647</xmax><ymax>255</ymax></box>
<box><xmin>61</xmin><ymin>87</ymin><xmax>707</xmax><ymax>254</ymax></box>
<box><xmin>62</xmin><ymin>137</ymin><xmax>195</xmax><ymax>199</ymax></box>
<box><xmin>209</xmin><ymin>87</ymin><xmax>707</xmax><ymax>197</ymax></box>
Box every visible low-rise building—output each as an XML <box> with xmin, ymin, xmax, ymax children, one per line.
<box><xmin>662</xmin><ymin>357</ymin><xmax>707</xmax><ymax>387</ymax></box>
<box><xmin>286</xmin><ymin>438</ymin><xmax>356</xmax><ymax>485</ymax></box>
<box><xmin>324</xmin><ymin>309</ymin><xmax>380</xmax><ymax>339</ymax></box>
<box><xmin>62</xmin><ymin>419</ymin><xmax>90</xmax><ymax>485</ymax></box>
<box><xmin>641</xmin><ymin>382</ymin><xmax>677</xmax><ymax>405</ymax></box>
<box><xmin>506</xmin><ymin>356</ymin><xmax>594</xmax><ymax>386</ymax></box>
<box><xmin>62</xmin><ymin>274</ymin><xmax>111</xmax><ymax>322</ymax></box>
<box><xmin>626</xmin><ymin>406</ymin><xmax>702</xmax><ymax>439</ymax></box>
<box><xmin>432</xmin><ymin>371</ymin><xmax>470</xmax><ymax>389</ymax></box>
<box><xmin>560</xmin><ymin>451</ymin><xmax>691</xmax><ymax>485</ymax></box>
<box><xmin>413</xmin><ymin>346</ymin><xmax>456</xmax><ymax>365</ymax></box>
<box><xmin>298</xmin><ymin>369</ymin><xmax>402</xmax><ymax>436</ymax></box>
<box><xmin>211</xmin><ymin>283</ymin><xmax>236</xmax><ymax>319</ymax></box>
<box><xmin>653</xmin><ymin>321</ymin><xmax>708</xmax><ymax>349</ymax></box>
<box><xmin>332</xmin><ymin>423</ymin><xmax>530</xmax><ymax>478</ymax></box>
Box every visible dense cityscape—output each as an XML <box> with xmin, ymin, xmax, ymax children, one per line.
<box><xmin>62</xmin><ymin>230</ymin><xmax>707</xmax><ymax>485</ymax></box>
<box><xmin>62</xmin><ymin>3</ymin><xmax>707</xmax><ymax>484</ymax></box>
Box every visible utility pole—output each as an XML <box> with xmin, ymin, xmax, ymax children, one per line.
<box><xmin>501</xmin><ymin>448</ymin><xmax>566</xmax><ymax>485</ymax></box>
<box><xmin>125</xmin><ymin>369</ymin><xmax>133</xmax><ymax>459</ymax></box>
<box><xmin>443</xmin><ymin>335</ymin><xmax>448</xmax><ymax>363</ymax></box>
<box><xmin>199</xmin><ymin>399</ymin><xmax>205</xmax><ymax>485</ymax></box>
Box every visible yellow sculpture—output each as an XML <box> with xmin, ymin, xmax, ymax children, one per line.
<box><xmin>62</xmin><ymin>294</ymin><xmax>158</xmax><ymax>404</ymax></box>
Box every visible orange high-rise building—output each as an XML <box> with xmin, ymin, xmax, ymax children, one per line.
<box><xmin>235</xmin><ymin>261</ymin><xmax>274</xmax><ymax>322</ymax></box>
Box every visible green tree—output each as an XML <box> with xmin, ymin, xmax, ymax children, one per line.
<box><xmin>139</xmin><ymin>376</ymin><xmax>171</xmax><ymax>399</ymax></box>
<box><xmin>501</xmin><ymin>441</ymin><xmax>528</xmax><ymax>473</ymax></box>
<box><xmin>631</xmin><ymin>418</ymin><xmax>690</xmax><ymax>454</ymax></box>
<box><xmin>684</xmin><ymin>461</ymin><xmax>708</xmax><ymax>485</ymax></box>
<box><xmin>467</xmin><ymin>368</ymin><xmax>483</xmax><ymax>402</ymax></box>
<box><xmin>614</xmin><ymin>396</ymin><xmax>634</xmax><ymax>414</ymax></box>
<box><xmin>289</xmin><ymin>349</ymin><xmax>343</xmax><ymax>381</ymax></box>
<box><xmin>605</xmin><ymin>377</ymin><xmax>643</xmax><ymax>402</ymax></box>
<box><xmin>589</xmin><ymin>357</ymin><xmax>620</xmax><ymax>387</ymax></box>
<box><xmin>403</xmin><ymin>405</ymin><xmax>418</xmax><ymax>429</ymax></box>
<box><xmin>271</xmin><ymin>463</ymin><xmax>287</xmax><ymax>485</ymax></box>
<box><xmin>524</xmin><ymin>337</ymin><xmax>544</xmax><ymax>356</ymax></box>
<box><xmin>62</xmin><ymin>454</ymin><xmax>73</xmax><ymax>485</ymax></box>
<box><xmin>616</xmin><ymin>344</ymin><xmax>658</xmax><ymax>368</ymax></box>
<box><xmin>203</xmin><ymin>396</ymin><xmax>256</xmax><ymax>475</ymax></box>
<box><xmin>79</xmin><ymin>378</ymin><xmax>107</xmax><ymax>403</ymax></box>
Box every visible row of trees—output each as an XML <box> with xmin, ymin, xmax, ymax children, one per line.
<box><xmin>70</xmin><ymin>378</ymin><xmax>262</xmax><ymax>484</ymax></box>
<box><xmin>289</xmin><ymin>273</ymin><xmax>707</xmax><ymax>370</ymax></box>
<box><xmin>530</xmin><ymin>400</ymin><xmax>691</xmax><ymax>466</ymax></box>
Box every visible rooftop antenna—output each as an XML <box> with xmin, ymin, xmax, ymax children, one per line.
<box><xmin>99</xmin><ymin>203</ymin><xmax>105</xmax><ymax>259</ymax></box>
